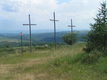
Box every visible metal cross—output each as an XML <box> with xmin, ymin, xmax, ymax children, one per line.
<box><xmin>68</xmin><ymin>19</ymin><xmax>75</xmax><ymax>33</ymax></box>
<box><xmin>23</xmin><ymin>14</ymin><xmax>37</xmax><ymax>52</ymax></box>
<box><xmin>50</xmin><ymin>12</ymin><xmax>59</xmax><ymax>49</ymax></box>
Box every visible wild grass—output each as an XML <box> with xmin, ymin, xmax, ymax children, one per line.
<box><xmin>0</xmin><ymin>43</ymin><xmax>107</xmax><ymax>80</ymax></box>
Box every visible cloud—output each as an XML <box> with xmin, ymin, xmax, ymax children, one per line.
<box><xmin>0</xmin><ymin>0</ymin><xmax>105</xmax><ymax>32</ymax></box>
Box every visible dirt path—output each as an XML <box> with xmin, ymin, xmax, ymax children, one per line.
<box><xmin>0</xmin><ymin>55</ymin><xmax>55</xmax><ymax>76</ymax></box>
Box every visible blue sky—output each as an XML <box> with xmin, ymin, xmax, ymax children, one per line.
<box><xmin>58</xmin><ymin>0</ymin><xmax>70</xmax><ymax>3</ymax></box>
<box><xmin>0</xmin><ymin>0</ymin><xmax>103</xmax><ymax>33</ymax></box>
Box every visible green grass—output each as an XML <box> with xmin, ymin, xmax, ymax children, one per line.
<box><xmin>0</xmin><ymin>43</ymin><xmax>107</xmax><ymax>80</ymax></box>
<box><xmin>0</xmin><ymin>49</ymin><xmax>52</xmax><ymax>64</ymax></box>
<box><xmin>0</xmin><ymin>37</ymin><xmax>19</xmax><ymax>42</ymax></box>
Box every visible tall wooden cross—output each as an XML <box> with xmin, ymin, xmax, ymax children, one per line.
<box><xmin>68</xmin><ymin>19</ymin><xmax>75</xmax><ymax>33</ymax></box>
<box><xmin>23</xmin><ymin>14</ymin><xmax>37</xmax><ymax>52</ymax></box>
<box><xmin>50</xmin><ymin>12</ymin><xmax>59</xmax><ymax>49</ymax></box>
<box><xmin>20</xmin><ymin>32</ymin><xmax>23</xmax><ymax>54</ymax></box>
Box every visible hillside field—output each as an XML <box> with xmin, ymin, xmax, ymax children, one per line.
<box><xmin>0</xmin><ymin>43</ymin><xmax>107</xmax><ymax>80</ymax></box>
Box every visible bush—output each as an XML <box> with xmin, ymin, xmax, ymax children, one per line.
<box><xmin>72</xmin><ymin>50</ymin><xmax>102</xmax><ymax>64</ymax></box>
<box><xmin>82</xmin><ymin>51</ymin><xmax>101</xmax><ymax>64</ymax></box>
<box><xmin>62</xmin><ymin>33</ymin><xmax>77</xmax><ymax>45</ymax></box>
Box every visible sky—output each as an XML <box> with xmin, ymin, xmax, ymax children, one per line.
<box><xmin>0</xmin><ymin>0</ymin><xmax>104</xmax><ymax>33</ymax></box>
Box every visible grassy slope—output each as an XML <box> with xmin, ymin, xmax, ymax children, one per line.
<box><xmin>0</xmin><ymin>43</ymin><xmax>107</xmax><ymax>80</ymax></box>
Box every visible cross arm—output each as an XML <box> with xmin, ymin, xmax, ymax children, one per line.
<box><xmin>68</xmin><ymin>25</ymin><xmax>75</xmax><ymax>27</ymax></box>
<box><xmin>23</xmin><ymin>24</ymin><xmax>37</xmax><ymax>26</ymax></box>
<box><xmin>50</xmin><ymin>19</ymin><xmax>59</xmax><ymax>21</ymax></box>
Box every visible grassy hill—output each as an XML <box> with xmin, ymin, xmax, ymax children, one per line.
<box><xmin>0</xmin><ymin>43</ymin><xmax>107</xmax><ymax>80</ymax></box>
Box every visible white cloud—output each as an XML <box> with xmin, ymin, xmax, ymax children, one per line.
<box><xmin>0</xmin><ymin>0</ymin><xmax>105</xmax><ymax>32</ymax></box>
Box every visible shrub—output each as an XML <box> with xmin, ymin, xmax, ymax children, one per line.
<box><xmin>62</xmin><ymin>33</ymin><xmax>77</xmax><ymax>45</ymax></box>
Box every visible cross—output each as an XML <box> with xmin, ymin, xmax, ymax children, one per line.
<box><xmin>20</xmin><ymin>32</ymin><xmax>23</xmax><ymax>54</ymax></box>
<box><xmin>50</xmin><ymin>12</ymin><xmax>59</xmax><ymax>49</ymax></box>
<box><xmin>23</xmin><ymin>14</ymin><xmax>37</xmax><ymax>52</ymax></box>
<box><xmin>68</xmin><ymin>19</ymin><xmax>75</xmax><ymax>33</ymax></box>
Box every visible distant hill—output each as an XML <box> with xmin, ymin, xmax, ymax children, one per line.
<box><xmin>0</xmin><ymin>30</ymin><xmax>89</xmax><ymax>47</ymax></box>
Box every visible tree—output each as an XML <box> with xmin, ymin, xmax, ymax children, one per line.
<box><xmin>85</xmin><ymin>2</ymin><xmax>107</xmax><ymax>54</ymax></box>
<box><xmin>62</xmin><ymin>33</ymin><xmax>77</xmax><ymax>45</ymax></box>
